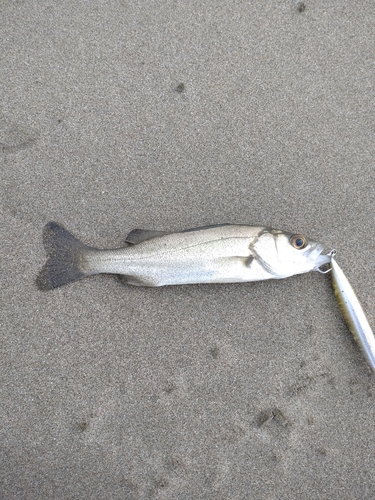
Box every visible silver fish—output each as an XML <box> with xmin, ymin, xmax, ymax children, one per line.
<box><xmin>37</xmin><ymin>222</ymin><xmax>330</xmax><ymax>290</ymax></box>
<box><xmin>330</xmin><ymin>256</ymin><xmax>375</xmax><ymax>372</ymax></box>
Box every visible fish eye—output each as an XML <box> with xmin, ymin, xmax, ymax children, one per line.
<box><xmin>290</xmin><ymin>234</ymin><xmax>307</xmax><ymax>249</ymax></box>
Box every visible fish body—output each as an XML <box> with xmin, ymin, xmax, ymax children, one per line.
<box><xmin>37</xmin><ymin>222</ymin><xmax>330</xmax><ymax>290</ymax></box>
<box><xmin>330</xmin><ymin>257</ymin><xmax>375</xmax><ymax>372</ymax></box>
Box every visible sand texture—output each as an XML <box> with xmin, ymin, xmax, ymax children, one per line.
<box><xmin>1</xmin><ymin>1</ymin><xmax>375</xmax><ymax>498</ymax></box>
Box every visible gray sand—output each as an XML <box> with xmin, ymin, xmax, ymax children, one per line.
<box><xmin>1</xmin><ymin>1</ymin><xmax>375</xmax><ymax>498</ymax></box>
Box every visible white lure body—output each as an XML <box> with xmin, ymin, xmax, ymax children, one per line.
<box><xmin>331</xmin><ymin>257</ymin><xmax>375</xmax><ymax>372</ymax></box>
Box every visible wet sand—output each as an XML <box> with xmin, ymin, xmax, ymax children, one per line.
<box><xmin>1</xmin><ymin>1</ymin><xmax>375</xmax><ymax>498</ymax></box>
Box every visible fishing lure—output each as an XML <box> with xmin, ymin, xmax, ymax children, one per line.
<box><xmin>328</xmin><ymin>250</ymin><xmax>375</xmax><ymax>372</ymax></box>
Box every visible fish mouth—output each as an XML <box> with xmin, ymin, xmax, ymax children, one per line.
<box><xmin>305</xmin><ymin>242</ymin><xmax>331</xmax><ymax>270</ymax></box>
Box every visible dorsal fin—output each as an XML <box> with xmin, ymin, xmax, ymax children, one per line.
<box><xmin>125</xmin><ymin>229</ymin><xmax>170</xmax><ymax>245</ymax></box>
<box><xmin>125</xmin><ymin>224</ymin><xmax>233</xmax><ymax>244</ymax></box>
<box><xmin>180</xmin><ymin>223</ymin><xmax>232</xmax><ymax>233</ymax></box>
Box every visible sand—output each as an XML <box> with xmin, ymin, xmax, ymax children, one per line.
<box><xmin>1</xmin><ymin>1</ymin><xmax>375</xmax><ymax>498</ymax></box>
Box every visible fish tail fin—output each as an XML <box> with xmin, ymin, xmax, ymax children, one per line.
<box><xmin>36</xmin><ymin>221</ymin><xmax>96</xmax><ymax>290</ymax></box>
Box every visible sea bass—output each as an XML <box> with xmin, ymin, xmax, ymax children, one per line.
<box><xmin>330</xmin><ymin>255</ymin><xmax>375</xmax><ymax>372</ymax></box>
<box><xmin>37</xmin><ymin>222</ymin><xmax>330</xmax><ymax>290</ymax></box>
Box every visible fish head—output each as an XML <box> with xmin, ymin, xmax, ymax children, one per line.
<box><xmin>251</xmin><ymin>228</ymin><xmax>331</xmax><ymax>278</ymax></box>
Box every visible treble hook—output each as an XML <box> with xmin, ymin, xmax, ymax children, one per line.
<box><xmin>317</xmin><ymin>249</ymin><xmax>337</xmax><ymax>274</ymax></box>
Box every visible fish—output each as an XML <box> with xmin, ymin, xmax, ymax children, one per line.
<box><xmin>36</xmin><ymin>221</ymin><xmax>331</xmax><ymax>291</ymax></box>
<box><xmin>330</xmin><ymin>256</ymin><xmax>375</xmax><ymax>372</ymax></box>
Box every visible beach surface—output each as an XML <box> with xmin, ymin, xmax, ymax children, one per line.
<box><xmin>1</xmin><ymin>1</ymin><xmax>375</xmax><ymax>498</ymax></box>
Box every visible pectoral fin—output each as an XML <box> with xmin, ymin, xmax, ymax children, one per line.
<box><xmin>125</xmin><ymin>229</ymin><xmax>170</xmax><ymax>245</ymax></box>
